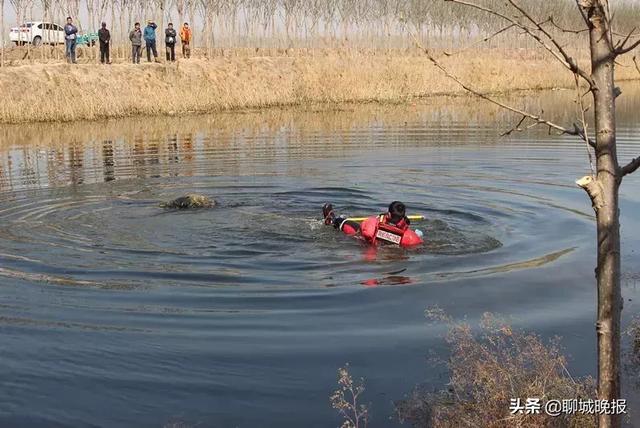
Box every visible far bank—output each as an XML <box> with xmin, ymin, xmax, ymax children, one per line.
<box><xmin>1</xmin><ymin>49</ymin><xmax>638</xmax><ymax>124</ymax></box>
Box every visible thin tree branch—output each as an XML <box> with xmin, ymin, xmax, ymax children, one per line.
<box><xmin>547</xmin><ymin>17</ymin><xmax>589</xmax><ymax>34</ymax></box>
<box><xmin>614</xmin><ymin>26</ymin><xmax>637</xmax><ymax>50</ymax></box>
<box><xmin>556</xmin><ymin>13</ymin><xmax>637</xmax><ymax>40</ymax></box>
<box><xmin>573</xmin><ymin>73</ymin><xmax>595</xmax><ymax>174</ymax></box>
<box><xmin>410</xmin><ymin>32</ymin><xmax>593</xmax><ymax>145</ymax></box>
<box><xmin>445</xmin><ymin>0</ymin><xmax>595</xmax><ymax>89</ymax></box>
<box><xmin>575</xmin><ymin>0</ymin><xmax>591</xmax><ymax>28</ymax></box>
<box><xmin>553</xmin><ymin>15</ymin><xmax>640</xmax><ymax>40</ymax></box>
<box><xmin>634</xmin><ymin>56</ymin><xmax>640</xmax><ymax>74</ymax></box>
<box><xmin>500</xmin><ymin>115</ymin><xmax>527</xmax><ymax>137</ymax></box>
<box><xmin>505</xmin><ymin>0</ymin><xmax>595</xmax><ymax>87</ymax></box>
<box><xmin>621</xmin><ymin>157</ymin><xmax>640</xmax><ymax>176</ymax></box>
<box><xmin>615</xmin><ymin>33</ymin><xmax>640</xmax><ymax>55</ymax></box>
<box><xmin>443</xmin><ymin>24</ymin><xmax>515</xmax><ymax>57</ymax></box>
<box><xmin>605</xmin><ymin>0</ymin><xmax>616</xmax><ymax>51</ymax></box>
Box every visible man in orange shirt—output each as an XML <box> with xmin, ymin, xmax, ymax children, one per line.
<box><xmin>179</xmin><ymin>22</ymin><xmax>192</xmax><ymax>59</ymax></box>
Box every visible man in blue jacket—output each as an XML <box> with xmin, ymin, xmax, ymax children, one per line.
<box><xmin>64</xmin><ymin>16</ymin><xmax>78</xmax><ymax>64</ymax></box>
<box><xmin>143</xmin><ymin>20</ymin><xmax>159</xmax><ymax>62</ymax></box>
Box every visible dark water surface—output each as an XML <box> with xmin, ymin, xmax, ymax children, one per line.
<box><xmin>0</xmin><ymin>90</ymin><xmax>639</xmax><ymax>427</ymax></box>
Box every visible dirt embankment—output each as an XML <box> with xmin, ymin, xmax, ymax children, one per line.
<box><xmin>0</xmin><ymin>49</ymin><xmax>638</xmax><ymax>124</ymax></box>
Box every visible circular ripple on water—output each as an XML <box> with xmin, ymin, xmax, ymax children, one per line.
<box><xmin>0</xmin><ymin>149</ymin><xmax>597</xmax><ymax>292</ymax></box>
<box><xmin>0</xmin><ymin>178</ymin><xmax>511</xmax><ymax>290</ymax></box>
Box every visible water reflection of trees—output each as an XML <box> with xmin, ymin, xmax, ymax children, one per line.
<box><xmin>68</xmin><ymin>144</ymin><xmax>85</xmax><ymax>186</ymax></box>
<box><xmin>103</xmin><ymin>140</ymin><xmax>115</xmax><ymax>183</ymax></box>
<box><xmin>1</xmin><ymin>85</ymin><xmax>639</xmax><ymax>192</ymax></box>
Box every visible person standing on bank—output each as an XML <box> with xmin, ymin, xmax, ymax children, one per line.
<box><xmin>165</xmin><ymin>23</ymin><xmax>177</xmax><ymax>62</ymax></box>
<box><xmin>144</xmin><ymin>20</ymin><xmax>159</xmax><ymax>63</ymax></box>
<box><xmin>129</xmin><ymin>22</ymin><xmax>142</xmax><ymax>64</ymax></box>
<box><xmin>98</xmin><ymin>22</ymin><xmax>111</xmax><ymax>64</ymax></box>
<box><xmin>180</xmin><ymin>22</ymin><xmax>192</xmax><ymax>59</ymax></box>
<box><xmin>64</xmin><ymin>17</ymin><xmax>78</xmax><ymax>64</ymax></box>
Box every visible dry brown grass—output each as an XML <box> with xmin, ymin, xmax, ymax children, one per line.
<box><xmin>396</xmin><ymin>309</ymin><xmax>597</xmax><ymax>428</ymax></box>
<box><xmin>0</xmin><ymin>47</ymin><xmax>639</xmax><ymax>124</ymax></box>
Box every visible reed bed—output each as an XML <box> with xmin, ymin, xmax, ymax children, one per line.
<box><xmin>2</xmin><ymin>1</ymin><xmax>640</xmax><ymax>123</ymax></box>
<box><xmin>1</xmin><ymin>47</ymin><xmax>639</xmax><ymax>124</ymax></box>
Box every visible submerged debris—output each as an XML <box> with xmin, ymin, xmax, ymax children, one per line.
<box><xmin>161</xmin><ymin>194</ymin><xmax>215</xmax><ymax>209</ymax></box>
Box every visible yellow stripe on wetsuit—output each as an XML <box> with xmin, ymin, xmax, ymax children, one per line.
<box><xmin>346</xmin><ymin>215</ymin><xmax>425</xmax><ymax>222</ymax></box>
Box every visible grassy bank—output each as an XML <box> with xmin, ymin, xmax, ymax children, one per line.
<box><xmin>1</xmin><ymin>49</ymin><xmax>639</xmax><ymax>124</ymax></box>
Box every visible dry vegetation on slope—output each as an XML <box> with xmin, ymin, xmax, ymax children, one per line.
<box><xmin>2</xmin><ymin>48</ymin><xmax>639</xmax><ymax>124</ymax></box>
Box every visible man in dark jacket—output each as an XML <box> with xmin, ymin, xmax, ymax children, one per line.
<box><xmin>143</xmin><ymin>20</ymin><xmax>159</xmax><ymax>62</ymax></box>
<box><xmin>129</xmin><ymin>22</ymin><xmax>142</xmax><ymax>64</ymax></box>
<box><xmin>98</xmin><ymin>22</ymin><xmax>111</xmax><ymax>64</ymax></box>
<box><xmin>165</xmin><ymin>23</ymin><xmax>177</xmax><ymax>62</ymax></box>
<box><xmin>64</xmin><ymin>16</ymin><xmax>78</xmax><ymax>64</ymax></box>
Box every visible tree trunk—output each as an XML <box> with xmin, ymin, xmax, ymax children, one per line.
<box><xmin>110</xmin><ymin>1</ymin><xmax>115</xmax><ymax>62</ymax></box>
<box><xmin>177</xmin><ymin>6</ymin><xmax>184</xmax><ymax>30</ymax></box>
<box><xmin>123</xmin><ymin>4</ymin><xmax>130</xmax><ymax>61</ymax></box>
<box><xmin>25</xmin><ymin>7</ymin><xmax>31</xmax><ymax>62</ymax></box>
<box><xmin>40</xmin><ymin>4</ymin><xmax>46</xmax><ymax>61</ymax></box>
<box><xmin>1</xmin><ymin>0</ymin><xmax>5</xmax><ymax>67</ymax></box>
<box><xmin>579</xmin><ymin>2</ymin><xmax>622</xmax><ymax>427</ymax></box>
<box><xmin>188</xmin><ymin>2</ymin><xmax>195</xmax><ymax>53</ymax></box>
<box><xmin>159</xmin><ymin>0</ymin><xmax>164</xmax><ymax>63</ymax></box>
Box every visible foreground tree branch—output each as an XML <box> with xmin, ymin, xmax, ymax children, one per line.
<box><xmin>506</xmin><ymin>0</ymin><xmax>594</xmax><ymax>86</ymax></box>
<box><xmin>444</xmin><ymin>0</ymin><xmax>595</xmax><ymax>88</ymax></box>
<box><xmin>614</xmin><ymin>30</ymin><xmax>640</xmax><ymax>55</ymax></box>
<box><xmin>410</xmin><ymin>33</ymin><xmax>594</xmax><ymax>146</ymax></box>
<box><xmin>613</xmin><ymin>27</ymin><xmax>639</xmax><ymax>53</ymax></box>
<box><xmin>634</xmin><ymin>56</ymin><xmax>640</xmax><ymax>74</ymax></box>
<box><xmin>573</xmin><ymin>74</ymin><xmax>596</xmax><ymax>173</ymax></box>
<box><xmin>621</xmin><ymin>157</ymin><xmax>640</xmax><ymax>176</ymax></box>
<box><xmin>443</xmin><ymin>24</ymin><xmax>515</xmax><ymax>57</ymax></box>
<box><xmin>548</xmin><ymin>17</ymin><xmax>589</xmax><ymax>34</ymax></box>
<box><xmin>433</xmin><ymin>1</ymin><xmax>640</xmax><ymax>427</ymax></box>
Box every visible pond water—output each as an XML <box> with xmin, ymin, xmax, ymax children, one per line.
<box><xmin>0</xmin><ymin>89</ymin><xmax>639</xmax><ymax>427</ymax></box>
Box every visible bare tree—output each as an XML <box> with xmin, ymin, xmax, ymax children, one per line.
<box><xmin>39</xmin><ymin>0</ymin><xmax>51</xmax><ymax>60</ymax></box>
<box><xmin>305</xmin><ymin>0</ymin><xmax>324</xmax><ymax>43</ymax></box>
<box><xmin>123</xmin><ymin>0</ymin><xmax>136</xmax><ymax>58</ymax></box>
<box><xmin>187</xmin><ymin>0</ymin><xmax>196</xmax><ymax>49</ymax></box>
<box><xmin>155</xmin><ymin>0</ymin><xmax>166</xmax><ymax>61</ymax></box>
<box><xmin>9</xmin><ymin>0</ymin><xmax>34</xmax><ymax>61</ymax></box>
<box><xmin>198</xmin><ymin>0</ymin><xmax>218</xmax><ymax>56</ymax></box>
<box><xmin>414</xmin><ymin>1</ymin><xmax>640</xmax><ymax>427</ymax></box>
<box><xmin>1</xmin><ymin>0</ymin><xmax>5</xmax><ymax>67</ymax></box>
<box><xmin>86</xmin><ymin>0</ymin><xmax>96</xmax><ymax>33</ymax></box>
<box><xmin>197</xmin><ymin>0</ymin><xmax>208</xmax><ymax>54</ymax></box>
<box><xmin>174</xmin><ymin>0</ymin><xmax>186</xmax><ymax>26</ymax></box>
<box><xmin>5</xmin><ymin>0</ymin><xmax>640</xmax><ymax>68</ymax></box>
<box><xmin>63</xmin><ymin>0</ymin><xmax>81</xmax><ymax>27</ymax></box>
<box><xmin>259</xmin><ymin>0</ymin><xmax>277</xmax><ymax>45</ymax></box>
<box><xmin>281</xmin><ymin>0</ymin><xmax>302</xmax><ymax>46</ymax></box>
<box><xmin>9</xmin><ymin>0</ymin><xmax>31</xmax><ymax>30</ymax></box>
<box><xmin>115</xmin><ymin>0</ymin><xmax>127</xmax><ymax>59</ymax></box>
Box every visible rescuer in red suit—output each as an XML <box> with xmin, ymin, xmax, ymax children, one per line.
<box><xmin>322</xmin><ymin>201</ymin><xmax>423</xmax><ymax>247</ymax></box>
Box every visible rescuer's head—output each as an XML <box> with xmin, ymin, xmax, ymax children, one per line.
<box><xmin>388</xmin><ymin>201</ymin><xmax>406</xmax><ymax>224</ymax></box>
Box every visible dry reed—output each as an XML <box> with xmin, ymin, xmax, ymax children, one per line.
<box><xmin>1</xmin><ymin>48</ymin><xmax>639</xmax><ymax>124</ymax></box>
<box><xmin>395</xmin><ymin>309</ymin><xmax>597</xmax><ymax>428</ymax></box>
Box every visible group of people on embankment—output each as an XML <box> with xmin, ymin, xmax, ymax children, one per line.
<box><xmin>127</xmin><ymin>20</ymin><xmax>192</xmax><ymax>64</ymax></box>
<box><xmin>63</xmin><ymin>16</ymin><xmax>193</xmax><ymax>65</ymax></box>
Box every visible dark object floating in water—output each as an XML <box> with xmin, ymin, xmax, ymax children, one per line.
<box><xmin>161</xmin><ymin>194</ymin><xmax>215</xmax><ymax>209</ymax></box>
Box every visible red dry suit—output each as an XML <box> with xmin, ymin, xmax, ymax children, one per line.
<box><xmin>359</xmin><ymin>214</ymin><xmax>423</xmax><ymax>247</ymax></box>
